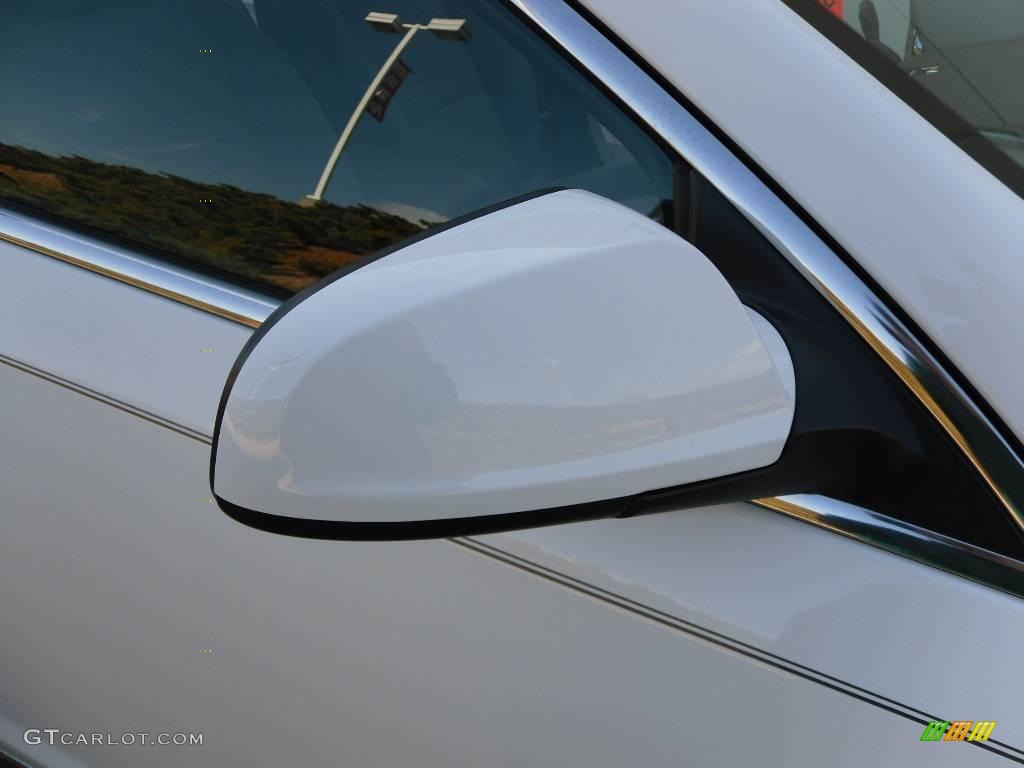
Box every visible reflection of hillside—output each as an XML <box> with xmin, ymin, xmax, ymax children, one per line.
<box><xmin>0</xmin><ymin>144</ymin><xmax>426</xmax><ymax>294</ymax></box>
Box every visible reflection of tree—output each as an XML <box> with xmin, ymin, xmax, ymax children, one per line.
<box><xmin>0</xmin><ymin>144</ymin><xmax>426</xmax><ymax>294</ymax></box>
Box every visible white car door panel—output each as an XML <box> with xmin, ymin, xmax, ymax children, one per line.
<box><xmin>0</xmin><ymin>322</ymin><xmax>1013</xmax><ymax>768</ymax></box>
<box><xmin>485</xmin><ymin>511</ymin><xmax>1024</xmax><ymax>749</ymax></box>
<box><xmin>0</xmin><ymin>239</ymin><xmax>252</xmax><ymax>438</ymax></box>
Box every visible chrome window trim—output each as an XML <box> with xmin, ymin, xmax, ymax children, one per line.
<box><xmin>754</xmin><ymin>496</ymin><xmax>1024</xmax><ymax>600</ymax></box>
<box><xmin>1</xmin><ymin>0</ymin><xmax>1022</xmax><ymax>595</ymax></box>
<box><xmin>0</xmin><ymin>207</ymin><xmax>276</xmax><ymax>329</ymax></box>
<box><xmin>508</xmin><ymin>0</ymin><xmax>1024</xmax><ymax>533</ymax></box>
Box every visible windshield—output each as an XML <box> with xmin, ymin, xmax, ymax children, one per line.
<box><xmin>792</xmin><ymin>0</ymin><xmax>1024</xmax><ymax>197</ymax></box>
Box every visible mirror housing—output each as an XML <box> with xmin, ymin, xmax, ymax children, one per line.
<box><xmin>211</xmin><ymin>190</ymin><xmax>795</xmax><ymax>539</ymax></box>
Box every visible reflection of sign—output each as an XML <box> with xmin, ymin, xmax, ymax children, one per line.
<box><xmin>818</xmin><ymin>0</ymin><xmax>843</xmax><ymax>17</ymax></box>
<box><xmin>367</xmin><ymin>59</ymin><xmax>412</xmax><ymax>122</ymax></box>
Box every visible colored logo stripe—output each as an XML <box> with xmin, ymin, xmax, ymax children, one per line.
<box><xmin>920</xmin><ymin>721</ymin><xmax>997</xmax><ymax>743</ymax></box>
<box><xmin>970</xmin><ymin>722</ymin><xmax>997</xmax><ymax>742</ymax></box>
<box><xmin>945</xmin><ymin>721</ymin><xmax>973</xmax><ymax>741</ymax></box>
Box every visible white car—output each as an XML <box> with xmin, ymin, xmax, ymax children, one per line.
<box><xmin>1</xmin><ymin>1</ymin><xmax>1022</xmax><ymax>766</ymax></box>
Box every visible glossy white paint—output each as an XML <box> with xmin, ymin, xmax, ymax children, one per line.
<box><xmin>0</xmin><ymin>358</ymin><xmax>1010</xmax><ymax>768</ymax></box>
<box><xmin>215</xmin><ymin>191</ymin><xmax>795</xmax><ymax>524</ymax></box>
<box><xmin>3</xmin><ymin>216</ymin><xmax>1021</xmax><ymax>767</ymax></box>
<box><xmin>0</xmin><ymin>239</ymin><xmax>248</xmax><ymax>437</ymax></box>
<box><xmin>485</xmin><ymin>506</ymin><xmax>1024</xmax><ymax>747</ymax></box>
<box><xmin>581</xmin><ymin>0</ymin><xmax>1024</xmax><ymax>443</ymax></box>
<box><xmin>1</xmin><ymin>2</ymin><xmax>1023</xmax><ymax>766</ymax></box>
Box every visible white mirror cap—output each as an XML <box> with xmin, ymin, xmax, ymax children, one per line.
<box><xmin>212</xmin><ymin>190</ymin><xmax>795</xmax><ymax>533</ymax></box>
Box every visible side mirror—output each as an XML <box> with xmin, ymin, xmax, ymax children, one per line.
<box><xmin>211</xmin><ymin>189</ymin><xmax>795</xmax><ymax>539</ymax></box>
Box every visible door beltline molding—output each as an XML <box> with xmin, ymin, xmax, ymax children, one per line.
<box><xmin>754</xmin><ymin>495</ymin><xmax>1024</xmax><ymax>600</ymax></box>
<box><xmin>0</xmin><ymin>207</ymin><xmax>274</xmax><ymax>329</ymax></box>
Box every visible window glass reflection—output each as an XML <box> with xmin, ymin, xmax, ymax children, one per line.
<box><xmin>807</xmin><ymin>0</ymin><xmax>1024</xmax><ymax>194</ymax></box>
<box><xmin>0</xmin><ymin>0</ymin><xmax>674</xmax><ymax>294</ymax></box>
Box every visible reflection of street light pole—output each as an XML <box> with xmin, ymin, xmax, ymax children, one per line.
<box><xmin>302</xmin><ymin>11</ymin><xmax>471</xmax><ymax>206</ymax></box>
<box><xmin>547</xmin><ymin>357</ymin><xmax>573</xmax><ymax>404</ymax></box>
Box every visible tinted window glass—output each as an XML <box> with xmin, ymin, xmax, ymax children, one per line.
<box><xmin>0</xmin><ymin>0</ymin><xmax>674</xmax><ymax>294</ymax></box>
<box><xmin>791</xmin><ymin>0</ymin><xmax>1024</xmax><ymax>198</ymax></box>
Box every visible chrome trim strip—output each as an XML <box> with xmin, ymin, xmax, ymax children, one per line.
<box><xmin>509</xmin><ymin>0</ymin><xmax>1024</xmax><ymax>535</ymax></box>
<box><xmin>755</xmin><ymin>496</ymin><xmax>1024</xmax><ymax>600</ymax></box>
<box><xmin>0</xmin><ymin>0</ymin><xmax>1021</xmax><ymax>592</ymax></box>
<box><xmin>0</xmin><ymin>206</ymin><xmax>276</xmax><ymax>329</ymax></box>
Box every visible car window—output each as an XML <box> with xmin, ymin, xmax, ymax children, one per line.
<box><xmin>0</xmin><ymin>0</ymin><xmax>675</xmax><ymax>295</ymax></box>
<box><xmin>791</xmin><ymin>0</ymin><xmax>1024</xmax><ymax>198</ymax></box>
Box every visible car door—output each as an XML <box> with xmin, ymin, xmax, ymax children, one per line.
<box><xmin>1</xmin><ymin>1</ymin><xmax>1022</xmax><ymax>767</ymax></box>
